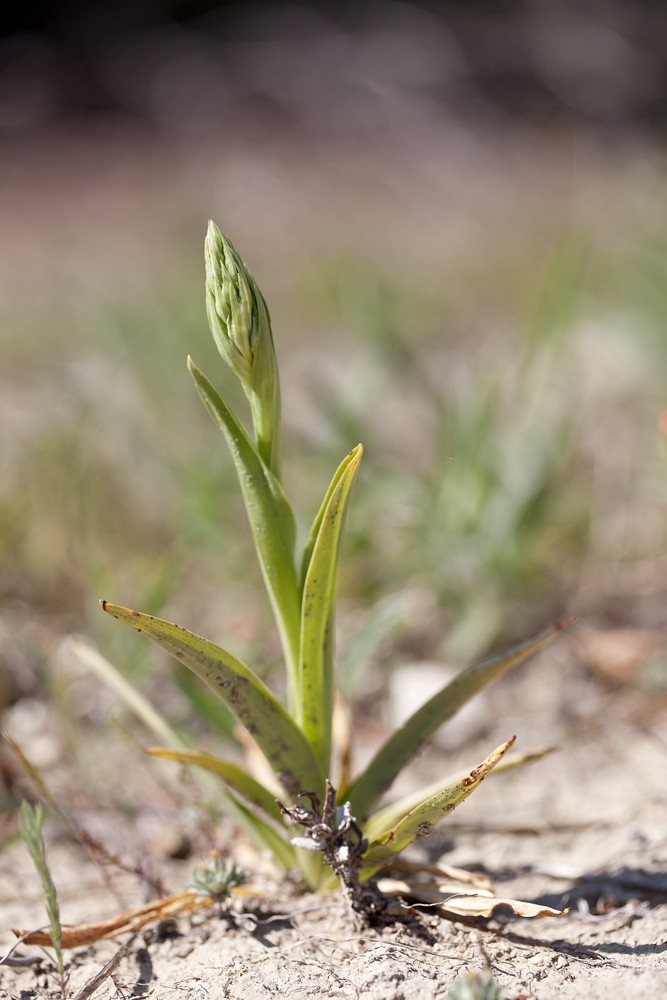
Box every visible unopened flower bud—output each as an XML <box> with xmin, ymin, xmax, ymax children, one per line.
<box><xmin>204</xmin><ymin>221</ymin><xmax>282</xmax><ymax>474</ymax></box>
<box><xmin>205</xmin><ymin>221</ymin><xmax>270</xmax><ymax>385</ymax></box>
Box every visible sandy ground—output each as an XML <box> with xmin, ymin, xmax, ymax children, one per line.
<box><xmin>2</xmin><ymin>640</ymin><xmax>666</xmax><ymax>1000</ymax></box>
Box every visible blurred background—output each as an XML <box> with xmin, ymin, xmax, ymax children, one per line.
<box><xmin>1</xmin><ymin>1</ymin><xmax>667</xmax><ymax>790</ymax></box>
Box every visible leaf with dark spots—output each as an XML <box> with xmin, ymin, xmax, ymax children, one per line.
<box><xmin>100</xmin><ymin>601</ymin><xmax>323</xmax><ymax>798</ymax></box>
<box><xmin>298</xmin><ymin>445</ymin><xmax>363</xmax><ymax>774</ymax></box>
<box><xmin>359</xmin><ymin>739</ymin><xmax>515</xmax><ymax>879</ymax></box>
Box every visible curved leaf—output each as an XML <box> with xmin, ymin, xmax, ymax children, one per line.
<box><xmin>345</xmin><ymin>618</ymin><xmax>574</xmax><ymax>817</ymax></box>
<box><xmin>247</xmin><ymin>288</ymin><xmax>282</xmax><ymax>477</ymax></box>
<box><xmin>375</xmin><ymin>879</ymin><xmax>568</xmax><ymax>918</ymax></box>
<box><xmin>100</xmin><ymin>601</ymin><xmax>323</xmax><ymax>799</ymax></box>
<box><xmin>364</xmin><ymin>745</ymin><xmax>555</xmax><ymax>838</ymax></box>
<box><xmin>147</xmin><ymin>747</ymin><xmax>284</xmax><ymax>824</ymax></box>
<box><xmin>359</xmin><ymin>738</ymin><xmax>515</xmax><ymax>879</ymax></box>
<box><xmin>58</xmin><ymin>636</ymin><xmax>187</xmax><ymax>752</ymax></box>
<box><xmin>299</xmin><ymin>445</ymin><xmax>361</xmax><ymax>590</ymax></box>
<box><xmin>187</xmin><ymin>357</ymin><xmax>301</xmax><ymax>708</ymax></box>
<box><xmin>434</xmin><ymin>894</ymin><xmax>569</xmax><ymax>919</ymax></box>
<box><xmin>148</xmin><ymin>747</ymin><xmax>295</xmax><ymax>869</ymax></box>
<box><xmin>299</xmin><ymin>445</ymin><xmax>363</xmax><ymax>773</ymax></box>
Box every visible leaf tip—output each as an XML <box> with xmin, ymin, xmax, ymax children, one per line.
<box><xmin>100</xmin><ymin>599</ymin><xmax>108</xmax><ymax>611</ymax></box>
<box><xmin>556</xmin><ymin>615</ymin><xmax>577</xmax><ymax>631</ymax></box>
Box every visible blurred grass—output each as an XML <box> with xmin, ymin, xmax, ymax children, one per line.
<box><xmin>1</xmin><ymin>134</ymin><xmax>666</xmax><ymax>735</ymax></box>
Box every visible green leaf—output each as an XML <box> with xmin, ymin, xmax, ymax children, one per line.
<box><xmin>215</xmin><ymin>788</ymin><xmax>296</xmax><ymax>870</ymax></box>
<box><xmin>299</xmin><ymin>445</ymin><xmax>363</xmax><ymax>773</ymax></box>
<box><xmin>299</xmin><ymin>446</ymin><xmax>359</xmax><ymax>591</ymax></box>
<box><xmin>148</xmin><ymin>747</ymin><xmax>296</xmax><ymax>869</ymax></box>
<box><xmin>362</xmin><ymin>745</ymin><xmax>555</xmax><ymax>841</ymax></box>
<box><xmin>359</xmin><ymin>738</ymin><xmax>515</xmax><ymax>878</ymax></box>
<box><xmin>18</xmin><ymin>802</ymin><xmax>64</xmax><ymax>974</ymax></box>
<box><xmin>248</xmin><ymin>282</ymin><xmax>282</xmax><ymax>477</ymax></box>
<box><xmin>58</xmin><ymin>636</ymin><xmax>188</xmax><ymax>751</ymax></box>
<box><xmin>148</xmin><ymin>747</ymin><xmax>285</xmax><ymax>824</ymax></box>
<box><xmin>340</xmin><ymin>590</ymin><xmax>421</xmax><ymax>697</ymax></box>
<box><xmin>187</xmin><ymin>356</ymin><xmax>301</xmax><ymax>709</ymax></box>
<box><xmin>344</xmin><ymin>618</ymin><xmax>574</xmax><ymax>817</ymax></box>
<box><xmin>100</xmin><ymin>601</ymin><xmax>323</xmax><ymax>799</ymax></box>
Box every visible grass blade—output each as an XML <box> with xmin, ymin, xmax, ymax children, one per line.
<box><xmin>187</xmin><ymin>356</ymin><xmax>301</xmax><ymax>708</ymax></box>
<box><xmin>345</xmin><ymin>618</ymin><xmax>574</xmax><ymax>817</ymax></box>
<box><xmin>360</xmin><ymin>738</ymin><xmax>515</xmax><ymax>878</ymax></box>
<box><xmin>58</xmin><ymin>637</ymin><xmax>187</xmax><ymax>751</ymax></box>
<box><xmin>339</xmin><ymin>590</ymin><xmax>421</xmax><ymax>697</ymax></box>
<box><xmin>18</xmin><ymin>803</ymin><xmax>65</xmax><ymax>987</ymax></box>
<box><xmin>299</xmin><ymin>445</ymin><xmax>362</xmax><ymax>773</ymax></box>
<box><xmin>100</xmin><ymin>601</ymin><xmax>323</xmax><ymax>799</ymax></box>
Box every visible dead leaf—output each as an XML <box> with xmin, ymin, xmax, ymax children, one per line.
<box><xmin>382</xmin><ymin>858</ymin><xmax>493</xmax><ymax>892</ymax></box>
<box><xmin>439</xmin><ymin>894</ymin><xmax>569</xmax><ymax>919</ymax></box>
<box><xmin>13</xmin><ymin>892</ymin><xmax>211</xmax><ymax>948</ymax></box>
<box><xmin>376</xmin><ymin>877</ymin><xmax>568</xmax><ymax>919</ymax></box>
<box><xmin>377</xmin><ymin>877</ymin><xmax>494</xmax><ymax>905</ymax></box>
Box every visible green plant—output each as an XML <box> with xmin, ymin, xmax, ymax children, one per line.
<box><xmin>445</xmin><ymin>971</ymin><xmax>506</xmax><ymax>1000</ymax></box>
<box><xmin>188</xmin><ymin>852</ymin><xmax>248</xmax><ymax>903</ymax></box>
<box><xmin>17</xmin><ymin>802</ymin><xmax>67</xmax><ymax>996</ymax></box>
<box><xmin>102</xmin><ymin>222</ymin><xmax>570</xmax><ymax>900</ymax></box>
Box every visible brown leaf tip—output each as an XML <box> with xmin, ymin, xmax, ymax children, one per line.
<box><xmin>100</xmin><ymin>599</ymin><xmax>108</xmax><ymax>610</ymax></box>
<box><xmin>556</xmin><ymin>615</ymin><xmax>577</xmax><ymax>630</ymax></box>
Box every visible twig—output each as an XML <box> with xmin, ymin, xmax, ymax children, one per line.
<box><xmin>72</xmin><ymin>933</ymin><xmax>137</xmax><ymax>1000</ymax></box>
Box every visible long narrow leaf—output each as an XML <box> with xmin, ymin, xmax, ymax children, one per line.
<box><xmin>247</xmin><ymin>291</ymin><xmax>282</xmax><ymax>477</ymax></box>
<box><xmin>375</xmin><ymin>879</ymin><xmax>568</xmax><ymax>918</ymax></box>
<box><xmin>147</xmin><ymin>747</ymin><xmax>295</xmax><ymax>869</ymax></box>
<box><xmin>226</xmin><ymin>797</ymin><xmax>296</xmax><ymax>871</ymax></box>
<box><xmin>187</xmin><ymin>357</ymin><xmax>301</xmax><ymax>708</ymax></box>
<box><xmin>299</xmin><ymin>445</ymin><xmax>361</xmax><ymax>590</ymax></box>
<box><xmin>58</xmin><ymin>637</ymin><xmax>188</xmax><ymax>751</ymax></box>
<box><xmin>63</xmin><ymin>637</ymin><xmax>293</xmax><ymax>865</ymax></box>
<box><xmin>299</xmin><ymin>445</ymin><xmax>362</xmax><ymax>773</ymax></box>
<box><xmin>148</xmin><ymin>747</ymin><xmax>285</xmax><ymax>825</ymax></box>
<box><xmin>359</xmin><ymin>738</ymin><xmax>515</xmax><ymax>878</ymax></box>
<box><xmin>362</xmin><ymin>745</ymin><xmax>554</xmax><ymax>841</ymax></box>
<box><xmin>345</xmin><ymin>618</ymin><xmax>574</xmax><ymax>817</ymax></box>
<box><xmin>100</xmin><ymin>602</ymin><xmax>323</xmax><ymax>799</ymax></box>
<box><xmin>200</xmin><ymin>783</ymin><xmax>296</xmax><ymax>870</ymax></box>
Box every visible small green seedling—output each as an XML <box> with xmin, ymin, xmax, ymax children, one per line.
<box><xmin>102</xmin><ymin>223</ymin><xmax>571</xmax><ymax>906</ymax></box>
<box><xmin>17</xmin><ymin>801</ymin><xmax>67</xmax><ymax>995</ymax></box>
<box><xmin>446</xmin><ymin>971</ymin><xmax>507</xmax><ymax>1000</ymax></box>
<box><xmin>188</xmin><ymin>852</ymin><xmax>248</xmax><ymax>903</ymax></box>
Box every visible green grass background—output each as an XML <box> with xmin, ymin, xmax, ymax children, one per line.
<box><xmin>2</xmin><ymin>129</ymin><xmax>666</xmax><ymax>735</ymax></box>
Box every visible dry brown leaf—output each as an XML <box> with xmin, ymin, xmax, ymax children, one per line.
<box><xmin>376</xmin><ymin>877</ymin><xmax>568</xmax><ymax>919</ymax></box>
<box><xmin>439</xmin><ymin>894</ymin><xmax>568</xmax><ymax>919</ymax></box>
<box><xmin>13</xmin><ymin>892</ymin><xmax>212</xmax><ymax>948</ymax></box>
<box><xmin>377</xmin><ymin>877</ymin><xmax>493</xmax><ymax>904</ymax></box>
<box><xmin>384</xmin><ymin>858</ymin><xmax>493</xmax><ymax>892</ymax></box>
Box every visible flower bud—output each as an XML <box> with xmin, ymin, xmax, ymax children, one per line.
<box><xmin>204</xmin><ymin>221</ymin><xmax>282</xmax><ymax>475</ymax></box>
<box><xmin>205</xmin><ymin>221</ymin><xmax>270</xmax><ymax>384</ymax></box>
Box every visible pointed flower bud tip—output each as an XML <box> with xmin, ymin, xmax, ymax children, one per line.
<box><xmin>204</xmin><ymin>222</ymin><xmax>272</xmax><ymax>387</ymax></box>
